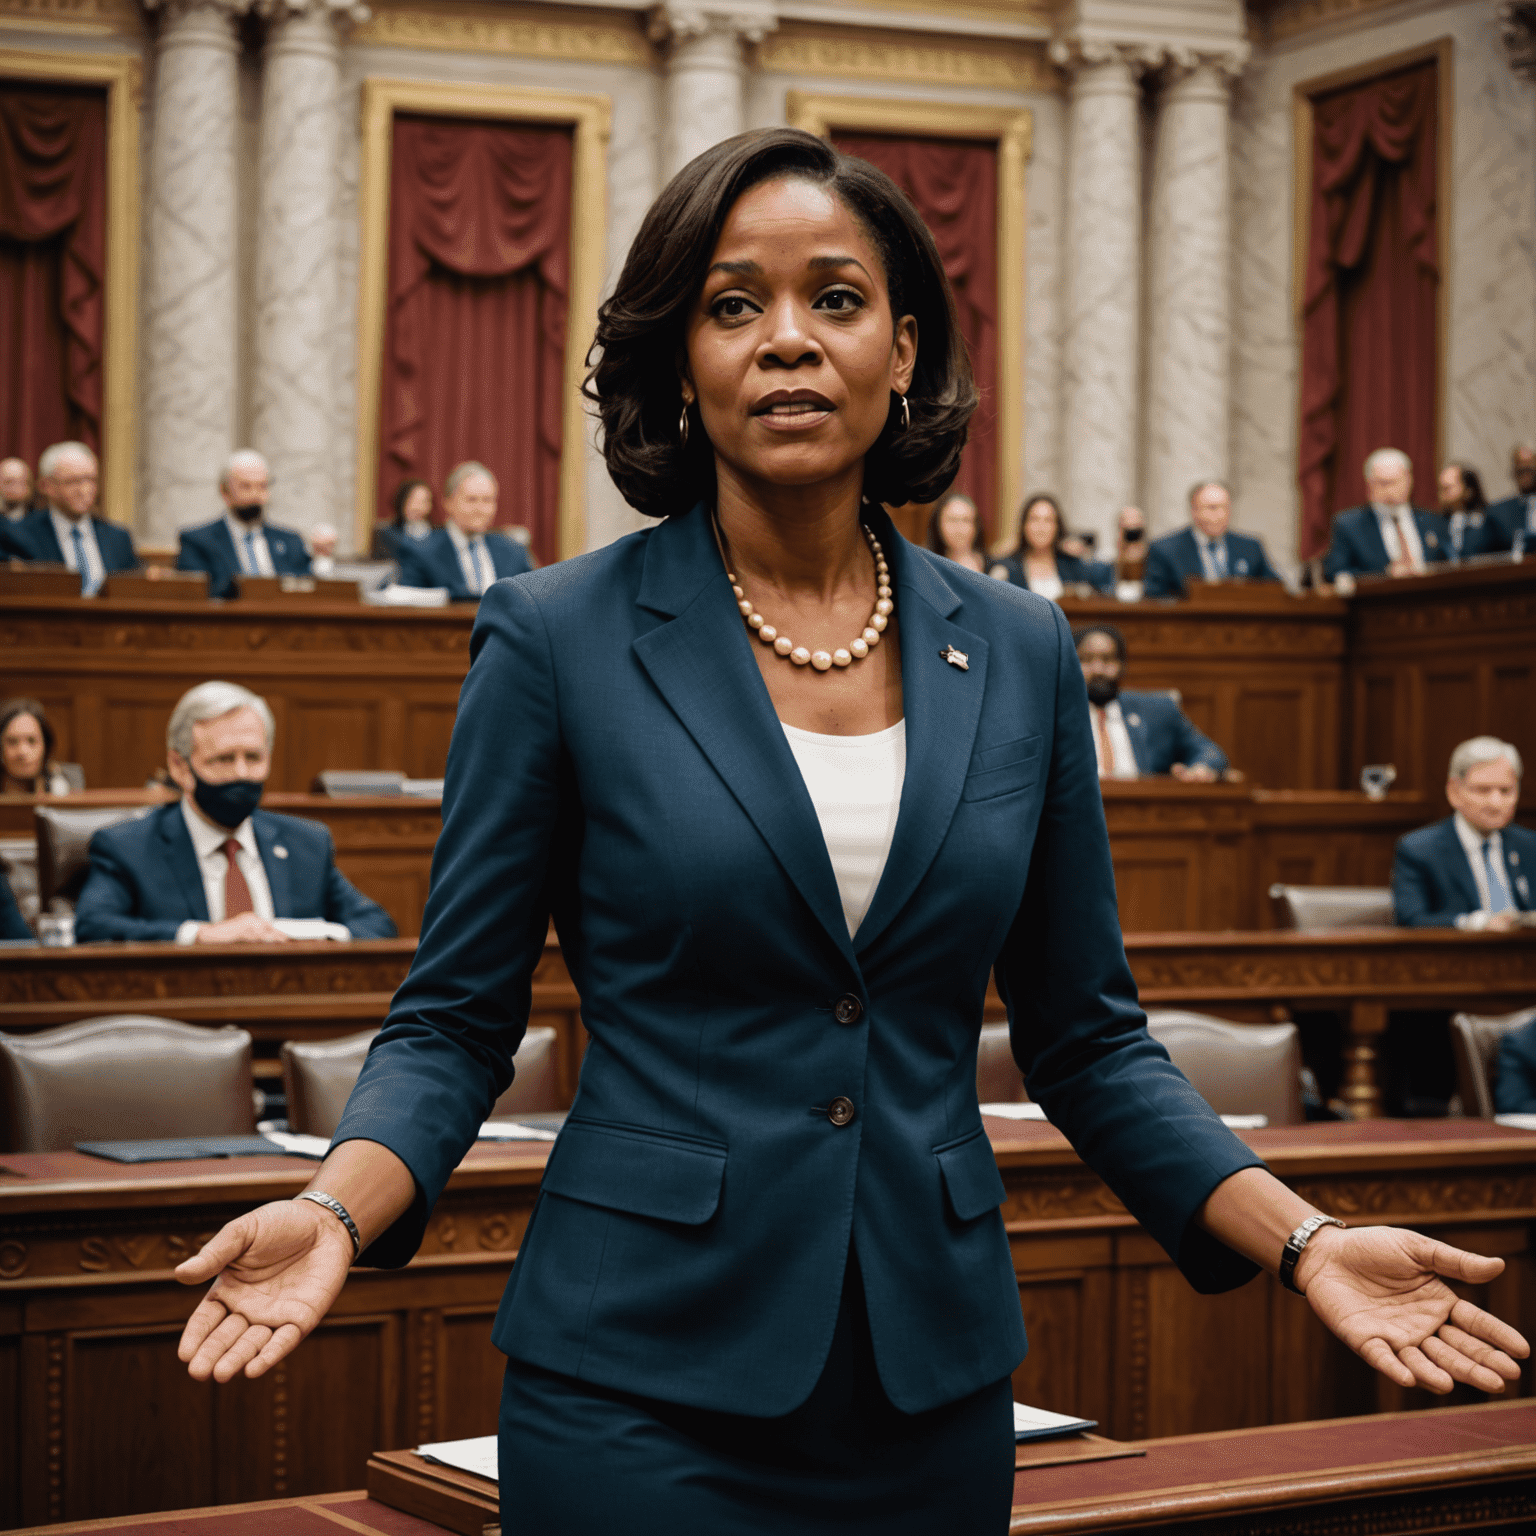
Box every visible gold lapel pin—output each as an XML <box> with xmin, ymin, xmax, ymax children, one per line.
<box><xmin>940</xmin><ymin>645</ymin><xmax>969</xmax><ymax>670</ymax></box>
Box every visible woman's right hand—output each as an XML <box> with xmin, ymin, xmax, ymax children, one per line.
<box><xmin>176</xmin><ymin>1199</ymin><xmax>354</xmax><ymax>1383</ymax></box>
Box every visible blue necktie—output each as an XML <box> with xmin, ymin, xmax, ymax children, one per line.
<box><xmin>471</xmin><ymin>539</ymin><xmax>493</xmax><ymax>594</ymax></box>
<box><xmin>1485</xmin><ymin>839</ymin><xmax>1514</xmax><ymax>914</ymax></box>
<box><xmin>243</xmin><ymin>532</ymin><xmax>259</xmax><ymax>575</ymax></box>
<box><xmin>70</xmin><ymin>524</ymin><xmax>100</xmax><ymax>596</ymax></box>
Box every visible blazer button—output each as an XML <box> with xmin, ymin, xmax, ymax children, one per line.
<box><xmin>827</xmin><ymin>1097</ymin><xmax>856</xmax><ymax>1127</ymax></box>
<box><xmin>833</xmin><ymin>995</ymin><xmax>863</xmax><ymax>1025</ymax></box>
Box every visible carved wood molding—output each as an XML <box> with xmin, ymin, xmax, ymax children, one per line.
<box><xmin>1123</xmin><ymin>1486</ymin><xmax>1536</xmax><ymax>1536</ymax></box>
<box><xmin>1001</xmin><ymin>1176</ymin><xmax>1130</xmax><ymax>1224</ymax></box>
<box><xmin>1290</xmin><ymin>1172</ymin><xmax>1536</xmax><ymax>1223</ymax></box>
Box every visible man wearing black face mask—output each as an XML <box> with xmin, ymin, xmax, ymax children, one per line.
<box><xmin>175</xmin><ymin>450</ymin><xmax>313</xmax><ymax>599</ymax></box>
<box><xmin>1073</xmin><ymin>624</ymin><xmax>1228</xmax><ymax>782</ymax></box>
<box><xmin>74</xmin><ymin>681</ymin><xmax>394</xmax><ymax>944</ymax></box>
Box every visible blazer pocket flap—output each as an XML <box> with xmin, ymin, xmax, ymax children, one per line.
<box><xmin>934</xmin><ymin>1127</ymin><xmax>1007</xmax><ymax>1222</ymax></box>
<box><xmin>542</xmin><ymin>1119</ymin><xmax>726</xmax><ymax>1225</ymax></box>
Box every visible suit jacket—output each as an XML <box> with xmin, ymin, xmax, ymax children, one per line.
<box><xmin>0</xmin><ymin>518</ymin><xmax>29</xmax><ymax>561</ymax></box>
<box><xmin>1322</xmin><ymin>506</ymin><xmax>1449</xmax><ymax>580</ymax></box>
<box><xmin>371</xmin><ymin>524</ymin><xmax>436</xmax><ymax>562</ymax></box>
<box><xmin>176</xmin><ymin>516</ymin><xmax>311</xmax><ymax>599</ymax></box>
<box><xmin>1494</xmin><ymin>1018</ymin><xmax>1536</xmax><ymax>1115</ymax></box>
<box><xmin>1446</xmin><ymin>511</ymin><xmax>1501</xmax><ymax>560</ymax></box>
<box><xmin>17</xmin><ymin>510</ymin><xmax>139</xmax><ymax>580</ymax></box>
<box><xmin>1392</xmin><ymin>816</ymin><xmax>1536</xmax><ymax>928</ymax></box>
<box><xmin>1485</xmin><ymin>493</ymin><xmax>1536</xmax><ymax>552</ymax></box>
<box><xmin>332</xmin><ymin>502</ymin><xmax>1261</xmax><ymax>1419</ymax></box>
<box><xmin>1117</xmin><ymin>690</ymin><xmax>1229</xmax><ymax>776</ymax></box>
<box><xmin>1142</xmin><ymin>528</ymin><xmax>1283</xmax><ymax>599</ymax></box>
<box><xmin>0</xmin><ymin>868</ymin><xmax>29</xmax><ymax>940</ymax></box>
<box><xmin>396</xmin><ymin>526</ymin><xmax>533</xmax><ymax>601</ymax></box>
<box><xmin>991</xmin><ymin>551</ymin><xmax>1115</xmax><ymax>596</ymax></box>
<box><xmin>74</xmin><ymin>802</ymin><xmax>396</xmax><ymax>943</ymax></box>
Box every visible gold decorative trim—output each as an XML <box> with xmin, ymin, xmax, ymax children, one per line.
<box><xmin>0</xmin><ymin>0</ymin><xmax>141</xmax><ymax>38</ymax></box>
<box><xmin>354</xmin><ymin>78</ymin><xmax>611</xmax><ymax>561</ymax></box>
<box><xmin>786</xmin><ymin>93</ymin><xmax>1032</xmax><ymax>532</ymax></box>
<box><xmin>0</xmin><ymin>48</ymin><xmax>142</xmax><ymax>531</ymax></box>
<box><xmin>1263</xmin><ymin>0</ymin><xmax>1423</xmax><ymax>46</ymax></box>
<box><xmin>1292</xmin><ymin>39</ymin><xmax>1452</xmax><ymax>475</ymax></box>
<box><xmin>759</xmin><ymin>22</ymin><xmax>1060</xmax><ymax>94</ymax></box>
<box><xmin>350</xmin><ymin>0</ymin><xmax>653</xmax><ymax>67</ymax></box>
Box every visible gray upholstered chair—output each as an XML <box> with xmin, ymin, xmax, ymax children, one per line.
<box><xmin>35</xmin><ymin>803</ymin><xmax>154</xmax><ymax>912</ymax></box>
<box><xmin>975</xmin><ymin>1022</ymin><xmax>1027</xmax><ymax>1104</ymax></box>
<box><xmin>1450</xmin><ymin>1007</ymin><xmax>1536</xmax><ymax>1119</ymax></box>
<box><xmin>1268</xmin><ymin>884</ymin><xmax>1395</xmax><ymax>932</ymax></box>
<box><xmin>283</xmin><ymin>1024</ymin><xmax>562</xmax><ymax>1138</ymax></box>
<box><xmin>0</xmin><ymin>1015</ymin><xmax>255</xmax><ymax>1152</ymax></box>
<box><xmin>1146</xmin><ymin>1009</ymin><xmax>1305</xmax><ymax>1125</ymax></box>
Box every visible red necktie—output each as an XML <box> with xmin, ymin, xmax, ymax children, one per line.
<box><xmin>222</xmin><ymin>839</ymin><xmax>254</xmax><ymax>918</ymax></box>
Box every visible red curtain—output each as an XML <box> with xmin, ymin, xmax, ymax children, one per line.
<box><xmin>1298</xmin><ymin>60</ymin><xmax>1438</xmax><ymax>559</ymax></box>
<box><xmin>380</xmin><ymin>114</ymin><xmax>572</xmax><ymax>564</ymax></box>
<box><xmin>831</xmin><ymin>134</ymin><xmax>999</xmax><ymax>536</ymax></box>
<box><xmin>0</xmin><ymin>83</ymin><xmax>107</xmax><ymax>469</ymax></box>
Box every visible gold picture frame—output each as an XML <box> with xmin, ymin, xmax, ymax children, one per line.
<box><xmin>785</xmin><ymin>91</ymin><xmax>1032</xmax><ymax>533</ymax></box>
<box><xmin>354</xmin><ymin>77</ymin><xmax>611</xmax><ymax>559</ymax></box>
<box><xmin>0</xmin><ymin>47</ymin><xmax>141</xmax><ymax>529</ymax></box>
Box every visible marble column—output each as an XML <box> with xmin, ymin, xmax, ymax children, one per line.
<box><xmin>1053</xmin><ymin>43</ymin><xmax>1148</xmax><ymax>547</ymax></box>
<box><xmin>139</xmin><ymin>0</ymin><xmax>251</xmax><ymax>547</ymax></box>
<box><xmin>250</xmin><ymin>0</ymin><xmax>363</xmax><ymax>542</ymax></box>
<box><xmin>650</xmin><ymin>3</ymin><xmax>775</xmax><ymax>181</ymax></box>
<box><xmin>1144</xmin><ymin>57</ymin><xmax>1240</xmax><ymax>532</ymax></box>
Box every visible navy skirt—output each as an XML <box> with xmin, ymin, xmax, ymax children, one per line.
<box><xmin>497</xmin><ymin>1253</ymin><xmax>1016</xmax><ymax>1534</ymax></box>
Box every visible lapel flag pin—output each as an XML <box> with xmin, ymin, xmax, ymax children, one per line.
<box><xmin>274</xmin><ymin>845</ymin><xmax>289</xmax><ymax>859</ymax></box>
<box><xmin>940</xmin><ymin>645</ymin><xmax>969</xmax><ymax>670</ymax></box>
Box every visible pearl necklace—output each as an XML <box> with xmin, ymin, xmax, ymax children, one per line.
<box><xmin>714</xmin><ymin>516</ymin><xmax>894</xmax><ymax>672</ymax></box>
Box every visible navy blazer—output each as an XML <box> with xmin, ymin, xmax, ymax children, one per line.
<box><xmin>74</xmin><ymin>802</ymin><xmax>396</xmax><ymax>943</ymax></box>
<box><xmin>1322</xmin><ymin>506</ymin><xmax>1449</xmax><ymax>580</ymax></box>
<box><xmin>17</xmin><ymin>510</ymin><xmax>139</xmax><ymax>584</ymax></box>
<box><xmin>1446</xmin><ymin>511</ymin><xmax>1501</xmax><ymax>560</ymax></box>
<box><xmin>989</xmin><ymin>551</ymin><xmax>1115</xmax><ymax>596</ymax></box>
<box><xmin>0</xmin><ymin>519</ymin><xmax>29</xmax><ymax>561</ymax></box>
<box><xmin>1485</xmin><ymin>494</ymin><xmax>1535</xmax><ymax>553</ymax></box>
<box><xmin>396</xmin><ymin>526</ymin><xmax>533</xmax><ymax>601</ymax></box>
<box><xmin>1494</xmin><ymin>1018</ymin><xmax>1536</xmax><ymax>1114</ymax></box>
<box><xmin>176</xmin><ymin>516</ymin><xmax>311</xmax><ymax>599</ymax></box>
<box><xmin>1116</xmin><ymin>690</ymin><xmax>1228</xmax><ymax>776</ymax></box>
<box><xmin>0</xmin><ymin>868</ymin><xmax>30</xmax><ymax>940</ymax></box>
<box><xmin>1392</xmin><ymin>816</ymin><xmax>1536</xmax><ymax>928</ymax></box>
<box><xmin>1142</xmin><ymin>528</ymin><xmax>1283</xmax><ymax>599</ymax></box>
<box><xmin>332</xmin><ymin>503</ymin><xmax>1261</xmax><ymax>1418</ymax></box>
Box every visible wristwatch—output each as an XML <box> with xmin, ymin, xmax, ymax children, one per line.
<box><xmin>1279</xmin><ymin>1214</ymin><xmax>1345</xmax><ymax>1295</ymax></box>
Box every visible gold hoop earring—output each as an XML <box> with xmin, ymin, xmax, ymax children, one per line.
<box><xmin>678</xmin><ymin>401</ymin><xmax>690</xmax><ymax>448</ymax></box>
<box><xmin>898</xmin><ymin>395</ymin><xmax>910</xmax><ymax>432</ymax></box>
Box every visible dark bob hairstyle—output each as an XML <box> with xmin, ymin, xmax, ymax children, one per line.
<box><xmin>584</xmin><ymin>127</ymin><xmax>977</xmax><ymax>520</ymax></box>
<box><xmin>1006</xmin><ymin>492</ymin><xmax>1068</xmax><ymax>560</ymax></box>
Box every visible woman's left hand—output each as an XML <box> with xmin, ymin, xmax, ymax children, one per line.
<box><xmin>1297</xmin><ymin>1225</ymin><xmax>1529</xmax><ymax>1393</ymax></box>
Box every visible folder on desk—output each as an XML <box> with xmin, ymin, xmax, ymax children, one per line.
<box><xmin>1014</xmin><ymin>1402</ymin><xmax>1097</xmax><ymax>1442</ymax></box>
<box><xmin>76</xmin><ymin>1135</ymin><xmax>301</xmax><ymax>1163</ymax></box>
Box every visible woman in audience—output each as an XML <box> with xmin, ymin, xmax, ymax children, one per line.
<box><xmin>371</xmin><ymin>479</ymin><xmax>435</xmax><ymax>561</ymax></box>
<box><xmin>922</xmin><ymin>490</ymin><xmax>987</xmax><ymax>571</ymax></box>
<box><xmin>989</xmin><ymin>492</ymin><xmax>1114</xmax><ymax>597</ymax></box>
<box><xmin>174</xmin><ymin>129</ymin><xmax>1528</xmax><ymax>1536</ymax></box>
<box><xmin>1438</xmin><ymin>462</ymin><xmax>1495</xmax><ymax>560</ymax></box>
<box><xmin>0</xmin><ymin>698</ymin><xmax>74</xmax><ymax>795</ymax></box>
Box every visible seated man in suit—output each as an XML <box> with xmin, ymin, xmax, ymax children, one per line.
<box><xmin>1393</xmin><ymin>736</ymin><xmax>1533</xmax><ymax>930</ymax></box>
<box><xmin>1495</xmin><ymin>1016</ymin><xmax>1536</xmax><ymax>1114</ymax></box>
<box><xmin>74</xmin><ymin>681</ymin><xmax>396</xmax><ymax>945</ymax></box>
<box><xmin>15</xmin><ymin>441</ymin><xmax>138</xmax><ymax>594</ymax></box>
<box><xmin>1485</xmin><ymin>444</ymin><xmax>1536</xmax><ymax>555</ymax></box>
<box><xmin>1</xmin><ymin>456</ymin><xmax>41</xmax><ymax>522</ymax></box>
<box><xmin>176</xmin><ymin>450</ymin><xmax>311</xmax><ymax>599</ymax></box>
<box><xmin>0</xmin><ymin>866</ymin><xmax>30</xmax><ymax>941</ymax></box>
<box><xmin>1143</xmin><ymin>480</ymin><xmax>1285</xmax><ymax>598</ymax></box>
<box><xmin>396</xmin><ymin>460</ymin><xmax>532</xmax><ymax>602</ymax></box>
<box><xmin>1322</xmin><ymin>447</ymin><xmax>1449</xmax><ymax>582</ymax></box>
<box><xmin>1073</xmin><ymin>624</ymin><xmax>1228</xmax><ymax>781</ymax></box>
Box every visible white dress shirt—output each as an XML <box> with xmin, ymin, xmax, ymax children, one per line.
<box><xmin>1451</xmin><ymin>812</ymin><xmax>1512</xmax><ymax>931</ymax></box>
<box><xmin>226</xmin><ymin>513</ymin><xmax>276</xmax><ymax>576</ymax></box>
<box><xmin>174</xmin><ymin>796</ymin><xmax>276</xmax><ymax>943</ymax></box>
<box><xmin>1194</xmin><ymin>532</ymin><xmax>1228</xmax><ymax>581</ymax></box>
<box><xmin>1091</xmin><ymin>701</ymin><xmax>1139</xmax><ymax>779</ymax></box>
<box><xmin>50</xmin><ymin>508</ymin><xmax>105</xmax><ymax>593</ymax></box>
<box><xmin>447</xmin><ymin>521</ymin><xmax>496</xmax><ymax>594</ymax></box>
<box><xmin>1370</xmin><ymin>502</ymin><xmax>1426</xmax><ymax>571</ymax></box>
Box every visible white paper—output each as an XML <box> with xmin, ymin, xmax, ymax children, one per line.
<box><xmin>1495</xmin><ymin>1113</ymin><xmax>1536</xmax><ymax>1130</ymax></box>
<box><xmin>479</xmin><ymin>1119</ymin><xmax>561</xmax><ymax>1142</ymax></box>
<box><xmin>980</xmin><ymin>1101</ymin><xmax>1047</xmax><ymax>1120</ymax></box>
<box><xmin>272</xmin><ymin>918</ymin><xmax>352</xmax><ymax>943</ymax></box>
<box><xmin>1219</xmin><ymin>1114</ymin><xmax>1269</xmax><ymax>1129</ymax></box>
<box><xmin>1013</xmin><ymin>1402</ymin><xmax>1095</xmax><ymax>1440</ymax></box>
<box><xmin>261</xmin><ymin>1130</ymin><xmax>331</xmax><ymax>1159</ymax></box>
<box><xmin>417</xmin><ymin>1435</ymin><xmax>498</xmax><ymax>1483</ymax></box>
<box><xmin>372</xmin><ymin>583</ymin><xmax>450</xmax><ymax>607</ymax></box>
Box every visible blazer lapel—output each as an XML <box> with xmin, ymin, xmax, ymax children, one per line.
<box><xmin>853</xmin><ymin>518</ymin><xmax>987</xmax><ymax>953</ymax></box>
<box><xmin>159</xmin><ymin>806</ymin><xmax>210</xmax><ymax>921</ymax></box>
<box><xmin>1176</xmin><ymin>529</ymin><xmax>1200</xmax><ymax>581</ymax></box>
<box><xmin>1506</xmin><ymin>842</ymin><xmax>1532</xmax><ymax>911</ymax></box>
<box><xmin>1359</xmin><ymin>512</ymin><xmax>1389</xmax><ymax>571</ymax></box>
<box><xmin>632</xmin><ymin>507</ymin><xmax>857</xmax><ymax>970</ymax></box>
<box><xmin>253</xmin><ymin>813</ymin><xmax>292</xmax><ymax>917</ymax></box>
<box><xmin>1122</xmin><ymin>702</ymin><xmax>1150</xmax><ymax>774</ymax></box>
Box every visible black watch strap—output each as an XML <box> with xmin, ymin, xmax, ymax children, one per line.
<box><xmin>1279</xmin><ymin>1214</ymin><xmax>1345</xmax><ymax>1295</ymax></box>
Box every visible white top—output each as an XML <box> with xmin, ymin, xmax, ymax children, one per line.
<box><xmin>1452</xmin><ymin>812</ymin><xmax>1512</xmax><ymax>931</ymax></box>
<box><xmin>174</xmin><ymin>796</ymin><xmax>275</xmax><ymax>943</ymax></box>
<box><xmin>1369</xmin><ymin>502</ymin><xmax>1426</xmax><ymax>571</ymax></box>
<box><xmin>1028</xmin><ymin>570</ymin><xmax>1064</xmax><ymax>601</ymax></box>
<box><xmin>447</xmin><ymin>522</ymin><xmax>497</xmax><ymax>594</ymax></box>
<box><xmin>50</xmin><ymin>507</ymin><xmax>104</xmax><ymax>593</ymax></box>
<box><xmin>781</xmin><ymin>719</ymin><xmax>906</xmax><ymax>938</ymax></box>
<box><xmin>1090</xmin><ymin>701</ymin><xmax>1139</xmax><ymax>779</ymax></box>
<box><xmin>225</xmin><ymin>512</ymin><xmax>276</xmax><ymax>576</ymax></box>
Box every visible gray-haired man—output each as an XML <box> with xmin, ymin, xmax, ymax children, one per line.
<box><xmin>1322</xmin><ymin>447</ymin><xmax>1450</xmax><ymax>582</ymax></box>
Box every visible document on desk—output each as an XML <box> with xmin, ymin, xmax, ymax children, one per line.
<box><xmin>1013</xmin><ymin>1403</ymin><xmax>1097</xmax><ymax>1442</ymax></box>
<box><xmin>418</xmin><ymin>1435</ymin><xmax>499</xmax><ymax>1483</ymax></box>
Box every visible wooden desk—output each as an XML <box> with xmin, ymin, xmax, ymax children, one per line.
<box><xmin>1</xmin><ymin>1120</ymin><xmax>1530</xmax><ymax>1526</ymax></box>
<box><xmin>9</xmin><ymin>1492</ymin><xmax>446</xmax><ymax>1534</ymax></box>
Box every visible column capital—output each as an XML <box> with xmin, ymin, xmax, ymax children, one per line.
<box><xmin>1159</xmin><ymin>46</ymin><xmax>1249</xmax><ymax>94</ymax></box>
<box><xmin>1048</xmin><ymin>36</ymin><xmax>1163</xmax><ymax>77</ymax></box>
<box><xmin>647</xmin><ymin>1</ymin><xmax>776</xmax><ymax>47</ymax></box>
<box><xmin>1500</xmin><ymin>1</ymin><xmax>1536</xmax><ymax>82</ymax></box>
<box><xmin>141</xmin><ymin>0</ymin><xmax>254</xmax><ymax>19</ymax></box>
<box><xmin>254</xmin><ymin>0</ymin><xmax>369</xmax><ymax>24</ymax></box>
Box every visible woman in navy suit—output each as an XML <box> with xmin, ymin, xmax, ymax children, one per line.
<box><xmin>988</xmin><ymin>492</ymin><xmax>1114</xmax><ymax>598</ymax></box>
<box><xmin>173</xmin><ymin>131</ymin><xmax>1526</xmax><ymax>1532</ymax></box>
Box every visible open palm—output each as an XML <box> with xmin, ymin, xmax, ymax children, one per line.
<box><xmin>176</xmin><ymin>1200</ymin><xmax>354</xmax><ymax>1384</ymax></box>
<box><xmin>1303</xmin><ymin>1226</ymin><xmax>1529</xmax><ymax>1393</ymax></box>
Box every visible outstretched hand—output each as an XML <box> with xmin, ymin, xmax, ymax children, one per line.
<box><xmin>1298</xmin><ymin>1225</ymin><xmax>1529</xmax><ymax>1394</ymax></box>
<box><xmin>176</xmin><ymin>1200</ymin><xmax>354</xmax><ymax>1383</ymax></box>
